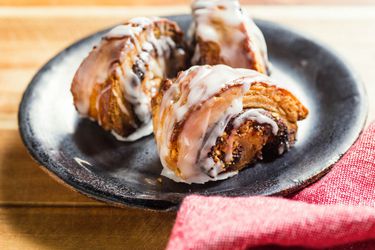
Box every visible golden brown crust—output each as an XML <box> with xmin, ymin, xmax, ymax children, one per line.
<box><xmin>244</xmin><ymin>82</ymin><xmax>309</xmax><ymax>123</ymax></box>
<box><xmin>190</xmin><ymin>1</ymin><xmax>270</xmax><ymax>75</ymax></box>
<box><xmin>71</xmin><ymin>18</ymin><xmax>188</xmax><ymax>138</ymax></box>
<box><xmin>193</xmin><ymin>31</ymin><xmax>268</xmax><ymax>74</ymax></box>
<box><xmin>193</xmin><ymin>38</ymin><xmax>222</xmax><ymax>66</ymax></box>
<box><xmin>151</xmin><ymin>78</ymin><xmax>170</xmax><ymax>142</ymax></box>
<box><xmin>152</xmin><ymin>76</ymin><xmax>308</xmax><ymax>177</ymax></box>
<box><xmin>90</xmin><ymin>73</ymin><xmax>138</xmax><ymax>136</ymax></box>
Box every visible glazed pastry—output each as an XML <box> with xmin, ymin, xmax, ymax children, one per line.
<box><xmin>152</xmin><ymin>65</ymin><xmax>308</xmax><ymax>184</ymax></box>
<box><xmin>71</xmin><ymin>17</ymin><xmax>188</xmax><ymax>141</ymax></box>
<box><xmin>190</xmin><ymin>0</ymin><xmax>269</xmax><ymax>74</ymax></box>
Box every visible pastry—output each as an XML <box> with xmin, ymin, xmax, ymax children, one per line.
<box><xmin>71</xmin><ymin>17</ymin><xmax>188</xmax><ymax>141</ymax></box>
<box><xmin>190</xmin><ymin>0</ymin><xmax>270</xmax><ymax>74</ymax></box>
<box><xmin>152</xmin><ymin>64</ymin><xmax>308</xmax><ymax>183</ymax></box>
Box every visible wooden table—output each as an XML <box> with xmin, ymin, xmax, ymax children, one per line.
<box><xmin>1</xmin><ymin>4</ymin><xmax>375</xmax><ymax>249</ymax></box>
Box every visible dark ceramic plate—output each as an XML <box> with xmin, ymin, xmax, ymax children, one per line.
<box><xmin>19</xmin><ymin>15</ymin><xmax>367</xmax><ymax>211</ymax></box>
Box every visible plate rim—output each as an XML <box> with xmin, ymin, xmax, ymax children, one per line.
<box><xmin>18</xmin><ymin>16</ymin><xmax>368</xmax><ymax>211</ymax></box>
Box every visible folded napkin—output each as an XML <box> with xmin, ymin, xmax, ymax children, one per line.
<box><xmin>167</xmin><ymin>121</ymin><xmax>375</xmax><ymax>250</ymax></box>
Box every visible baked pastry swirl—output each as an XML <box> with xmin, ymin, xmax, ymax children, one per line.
<box><xmin>71</xmin><ymin>17</ymin><xmax>188</xmax><ymax>141</ymax></box>
<box><xmin>190</xmin><ymin>0</ymin><xmax>269</xmax><ymax>74</ymax></box>
<box><xmin>152</xmin><ymin>65</ymin><xmax>308</xmax><ymax>183</ymax></box>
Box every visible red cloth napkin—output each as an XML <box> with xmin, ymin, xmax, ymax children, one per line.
<box><xmin>167</xmin><ymin>121</ymin><xmax>375</xmax><ymax>250</ymax></box>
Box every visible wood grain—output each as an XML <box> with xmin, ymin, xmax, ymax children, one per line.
<box><xmin>0</xmin><ymin>206</ymin><xmax>175</xmax><ymax>250</ymax></box>
<box><xmin>1</xmin><ymin>5</ymin><xmax>375</xmax><ymax>249</ymax></box>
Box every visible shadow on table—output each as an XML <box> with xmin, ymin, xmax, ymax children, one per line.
<box><xmin>0</xmin><ymin>132</ymin><xmax>175</xmax><ymax>250</ymax></box>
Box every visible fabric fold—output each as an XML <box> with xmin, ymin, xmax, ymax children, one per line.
<box><xmin>167</xmin><ymin>121</ymin><xmax>375</xmax><ymax>249</ymax></box>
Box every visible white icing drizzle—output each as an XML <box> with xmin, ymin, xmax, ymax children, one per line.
<box><xmin>112</xmin><ymin>89</ymin><xmax>131</xmax><ymax>117</ymax></box>
<box><xmin>95</xmin><ymin>85</ymin><xmax>111</xmax><ymax>126</ymax></box>
<box><xmin>190</xmin><ymin>0</ymin><xmax>269</xmax><ymax>70</ymax></box>
<box><xmin>129</xmin><ymin>17</ymin><xmax>153</xmax><ymax>26</ymax></box>
<box><xmin>73</xmin><ymin>18</ymin><xmax>152</xmax><ymax>116</ymax></box>
<box><xmin>112</xmin><ymin>17</ymin><xmax>180</xmax><ymax>139</ymax></box>
<box><xmin>196</xmin><ymin>99</ymin><xmax>242</xmax><ymax>173</ymax></box>
<box><xmin>242</xmin><ymin>9</ymin><xmax>269</xmax><ymax>70</ymax></box>
<box><xmin>233</xmin><ymin>108</ymin><xmax>279</xmax><ymax>135</ymax></box>
<box><xmin>224</xmin><ymin>108</ymin><xmax>279</xmax><ymax>162</ymax></box>
<box><xmin>116</xmin><ymin>66</ymin><xmax>151</xmax><ymax>124</ymax></box>
<box><xmin>105</xmin><ymin>17</ymin><xmax>160</xmax><ymax>39</ymax></box>
<box><xmin>169</xmin><ymin>64</ymin><xmax>260</xmax><ymax>122</ymax></box>
<box><xmin>142</xmin><ymin>42</ymin><xmax>153</xmax><ymax>52</ymax></box>
<box><xmin>161</xmin><ymin>165</ymin><xmax>238</xmax><ymax>184</ymax></box>
<box><xmin>156</xmin><ymin>64</ymin><xmax>271</xmax><ymax>184</ymax></box>
<box><xmin>111</xmin><ymin>122</ymin><xmax>153</xmax><ymax>142</ymax></box>
<box><xmin>73</xmin><ymin>16</ymin><xmax>182</xmax><ymax>141</ymax></box>
<box><xmin>105</xmin><ymin>25</ymin><xmax>142</xmax><ymax>39</ymax></box>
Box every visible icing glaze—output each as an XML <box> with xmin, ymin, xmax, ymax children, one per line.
<box><xmin>95</xmin><ymin>84</ymin><xmax>111</xmax><ymax>126</ymax></box>
<box><xmin>129</xmin><ymin>17</ymin><xmax>153</xmax><ymax>26</ymax></box>
<box><xmin>156</xmin><ymin>64</ymin><xmax>274</xmax><ymax>184</ymax></box>
<box><xmin>161</xmin><ymin>165</ymin><xmax>238</xmax><ymax>184</ymax></box>
<box><xmin>72</xmin><ymin>17</ymin><xmax>183</xmax><ymax>141</ymax></box>
<box><xmin>111</xmin><ymin>122</ymin><xmax>153</xmax><ymax>142</ymax></box>
<box><xmin>233</xmin><ymin>108</ymin><xmax>279</xmax><ymax>135</ymax></box>
<box><xmin>190</xmin><ymin>0</ymin><xmax>269</xmax><ymax>70</ymax></box>
<box><xmin>105</xmin><ymin>25</ymin><xmax>142</xmax><ymax>39</ymax></box>
<box><xmin>224</xmin><ymin>108</ymin><xmax>279</xmax><ymax>162</ymax></box>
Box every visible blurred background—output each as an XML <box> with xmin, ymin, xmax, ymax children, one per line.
<box><xmin>2</xmin><ymin>0</ymin><xmax>375</xmax><ymax>5</ymax></box>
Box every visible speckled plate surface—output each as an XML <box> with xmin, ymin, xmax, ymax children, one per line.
<box><xmin>18</xmin><ymin>15</ymin><xmax>367</xmax><ymax>211</ymax></box>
